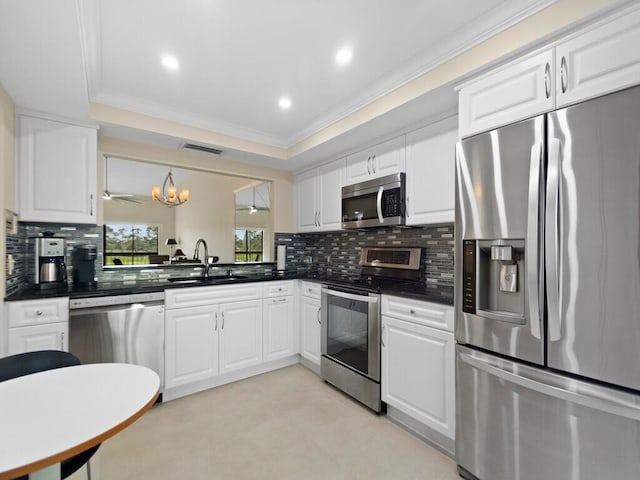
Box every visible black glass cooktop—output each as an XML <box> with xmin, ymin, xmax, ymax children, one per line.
<box><xmin>322</xmin><ymin>275</ymin><xmax>421</xmax><ymax>294</ymax></box>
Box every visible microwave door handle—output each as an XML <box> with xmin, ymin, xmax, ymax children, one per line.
<box><xmin>376</xmin><ymin>186</ymin><xmax>384</xmax><ymax>223</ymax></box>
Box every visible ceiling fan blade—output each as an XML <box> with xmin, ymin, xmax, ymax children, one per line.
<box><xmin>113</xmin><ymin>196</ymin><xmax>142</xmax><ymax>204</ymax></box>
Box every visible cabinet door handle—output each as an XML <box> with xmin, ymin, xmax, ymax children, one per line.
<box><xmin>60</xmin><ymin>331</ymin><xmax>65</xmax><ymax>350</ymax></box>
<box><xmin>214</xmin><ymin>312</ymin><xmax>218</xmax><ymax>331</ymax></box>
<box><xmin>372</xmin><ymin>154</ymin><xmax>376</xmax><ymax>173</ymax></box>
<box><xmin>544</xmin><ymin>62</ymin><xmax>551</xmax><ymax>99</ymax></box>
<box><xmin>317</xmin><ymin>307</ymin><xmax>321</xmax><ymax>324</ymax></box>
<box><xmin>90</xmin><ymin>194</ymin><xmax>94</xmax><ymax>216</ymax></box>
<box><xmin>409</xmin><ymin>309</ymin><xmax>416</xmax><ymax>315</ymax></box>
<box><xmin>381</xmin><ymin>324</ymin><xmax>385</xmax><ymax>347</ymax></box>
<box><xmin>273</xmin><ymin>298</ymin><xmax>287</xmax><ymax>303</ymax></box>
<box><xmin>221</xmin><ymin>312</ymin><xmax>225</xmax><ymax>330</ymax></box>
<box><xmin>560</xmin><ymin>56</ymin><xmax>568</xmax><ymax>94</ymax></box>
<box><xmin>35</xmin><ymin>310</ymin><xmax>43</xmax><ymax>316</ymax></box>
<box><xmin>367</xmin><ymin>156</ymin><xmax>372</xmax><ymax>174</ymax></box>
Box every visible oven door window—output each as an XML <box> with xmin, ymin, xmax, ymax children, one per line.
<box><xmin>342</xmin><ymin>187</ymin><xmax>402</xmax><ymax>223</ymax></box>
<box><xmin>326</xmin><ymin>293</ymin><xmax>370</xmax><ymax>375</ymax></box>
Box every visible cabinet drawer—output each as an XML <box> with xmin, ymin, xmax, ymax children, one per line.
<box><xmin>300</xmin><ymin>281</ymin><xmax>321</xmax><ymax>299</ymax></box>
<box><xmin>263</xmin><ymin>280</ymin><xmax>295</xmax><ymax>298</ymax></box>
<box><xmin>7</xmin><ymin>298</ymin><xmax>69</xmax><ymax>327</ymax></box>
<box><xmin>165</xmin><ymin>283</ymin><xmax>263</xmax><ymax>309</ymax></box>
<box><xmin>381</xmin><ymin>295</ymin><xmax>453</xmax><ymax>332</ymax></box>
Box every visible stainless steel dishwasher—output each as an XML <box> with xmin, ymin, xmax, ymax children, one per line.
<box><xmin>69</xmin><ymin>292</ymin><xmax>165</xmax><ymax>398</ymax></box>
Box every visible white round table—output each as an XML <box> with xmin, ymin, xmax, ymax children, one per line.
<box><xmin>0</xmin><ymin>363</ymin><xmax>160</xmax><ymax>480</ymax></box>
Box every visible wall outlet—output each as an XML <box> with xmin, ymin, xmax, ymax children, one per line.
<box><xmin>6</xmin><ymin>254</ymin><xmax>15</xmax><ymax>275</ymax></box>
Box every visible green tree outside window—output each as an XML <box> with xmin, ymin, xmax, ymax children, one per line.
<box><xmin>104</xmin><ymin>224</ymin><xmax>159</xmax><ymax>265</ymax></box>
<box><xmin>235</xmin><ymin>229</ymin><xmax>263</xmax><ymax>262</ymax></box>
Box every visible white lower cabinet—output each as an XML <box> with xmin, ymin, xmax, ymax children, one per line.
<box><xmin>299</xmin><ymin>282</ymin><xmax>322</xmax><ymax>365</ymax></box>
<box><xmin>164</xmin><ymin>305</ymin><xmax>219</xmax><ymax>389</ymax></box>
<box><xmin>381</xmin><ymin>296</ymin><xmax>455</xmax><ymax>440</ymax></box>
<box><xmin>8</xmin><ymin>322</ymin><xmax>68</xmax><ymax>354</ymax></box>
<box><xmin>300</xmin><ymin>297</ymin><xmax>321</xmax><ymax>364</ymax></box>
<box><xmin>219</xmin><ymin>300</ymin><xmax>263</xmax><ymax>374</ymax></box>
<box><xmin>263</xmin><ymin>296</ymin><xmax>296</xmax><ymax>362</ymax></box>
<box><xmin>164</xmin><ymin>281</ymin><xmax>301</xmax><ymax>400</ymax></box>
<box><xmin>5</xmin><ymin>297</ymin><xmax>69</xmax><ymax>354</ymax></box>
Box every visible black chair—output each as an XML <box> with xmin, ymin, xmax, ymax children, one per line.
<box><xmin>0</xmin><ymin>350</ymin><xmax>100</xmax><ymax>479</ymax></box>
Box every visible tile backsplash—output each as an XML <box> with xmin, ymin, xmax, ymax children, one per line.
<box><xmin>6</xmin><ymin>222</ymin><xmax>104</xmax><ymax>296</ymax></box>
<box><xmin>6</xmin><ymin>221</ymin><xmax>455</xmax><ymax>297</ymax></box>
<box><xmin>274</xmin><ymin>224</ymin><xmax>454</xmax><ymax>288</ymax></box>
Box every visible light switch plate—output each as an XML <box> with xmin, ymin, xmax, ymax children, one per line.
<box><xmin>4</xmin><ymin>209</ymin><xmax>18</xmax><ymax>235</ymax></box>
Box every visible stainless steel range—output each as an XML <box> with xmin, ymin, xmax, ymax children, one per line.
<box><xmin>320</xmin><ymin>246</ymin><xmax>421</xmax><ymax>412</ymax></box>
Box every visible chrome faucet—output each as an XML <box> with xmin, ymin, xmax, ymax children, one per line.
<box><xmin>193</xmin><ymin>238</ymin><xmax>209</xmax><ymax>278</ymax></box>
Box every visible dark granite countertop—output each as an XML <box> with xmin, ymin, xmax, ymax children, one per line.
<box><xmin>5</xmin><ymin>271</ymin><xmax>453</xmax><ymax>306</ymax></box>
<box><xmin>292</xmin><ymin>274</ymin><xmax>454</xmax><ymax>306</ymax></box>
<box><xmin>5</xmin><ymin>272</ymin><xmax>299</xmax><ymax>302</ymax></box>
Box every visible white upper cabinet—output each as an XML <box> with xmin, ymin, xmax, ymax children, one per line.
<box><xmin>459</xmin><ymin>5</ymin><xmax>640</xmax><ymax>137</ymax></box>
<box><xmin>405</xmin><ymin>119</ymin><xmax>458</xmax><ymax>225</ymax></box>
<box><xmin>295</xmin><ymin>169</ymin><xmax>318</xmax><ymax>232</ymax></box>
<box><xmin>346</xmin><ymin>136</ymin><xmax>405</xmax><ymax>183</ymax></box>
<box><xmin>17</xmin><ymin>115</ymin><xmax>97</xmax><ymax>223</ymax></box>
<box><xmin>458</xmin><ymin>49</ymin><xmax>554</xmax><ymax>137</ymax></box>
<box><xmin>295</xmin><ymin>157</ymin><xmax>345</xmax><ymax>233</ymax></box>
<box><xmin>556</xmin><ymin>7</ymin><xmax>640</xmax><ymax>108</ymax></box>
<box><xmin>317</xmin><ymin>158</ymin><xmax>346</xmax><ymax>231</ymax></box>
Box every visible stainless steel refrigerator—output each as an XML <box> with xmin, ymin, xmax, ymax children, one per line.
<box><xmin>455</xmin><ymin>84</ymin><xmax>640</xmax><ymax>480</ymax></box>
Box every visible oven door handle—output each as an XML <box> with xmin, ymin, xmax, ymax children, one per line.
<box><xmin>322</xmin><ymin>287</ymin><xmax>379</xmax><ymax>303</ymax></box>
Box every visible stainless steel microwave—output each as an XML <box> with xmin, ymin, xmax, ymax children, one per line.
<box><xmin>341</xmin><ymin>173</ymin><xmax>406</xmax><ymax>229</ymax></box>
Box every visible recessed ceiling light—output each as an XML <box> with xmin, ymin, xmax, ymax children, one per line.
<box><xmin>335</xmin><ymin>48</ymin><xmax>353</xmax><ymax>66</ymax></box>
<box><xmin>278</xmin><ymin>97</ymin><xmax>292</xmax><ymax>110</ymax></box>
<box><xmin>161</xmin><ymin>55</ymin><xmax>179</xmax><ymax>70</ymax></box>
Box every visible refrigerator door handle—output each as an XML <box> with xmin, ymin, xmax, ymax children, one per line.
<box><xmin>526</xmin><ymin>142</ymin><xmax>543</xmax><ymax>339</ymax></box>
<box><xmin>546</xmin><ymin>138</ymin><xmax>562</xmax><ymax>341</ymax></box>
<box><xmin>459</xmin><ymin>350</ymin><xmax>640</xmax><ymax>421</ymax></box>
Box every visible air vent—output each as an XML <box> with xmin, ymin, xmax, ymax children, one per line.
<box><xmin>181</xmin><ymin>143</ymin><xmax>223</xmax><ymax>155</ymax></box>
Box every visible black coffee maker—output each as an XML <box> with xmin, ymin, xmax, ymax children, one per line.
<box><xmin>72</xmin><ymin>244</ymin><xmax>97</xmax><ymax>287</ymax></box>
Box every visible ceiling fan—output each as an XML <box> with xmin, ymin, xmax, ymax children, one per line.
<box><xmin>236</xmin><ymin>185</ymin><xmax>269</xmax><ymax>213</ymax></box>
<box><xmin>103</xmin><ymin>157</ymin><xmax>141</xmax><ymax>203</ymax></box>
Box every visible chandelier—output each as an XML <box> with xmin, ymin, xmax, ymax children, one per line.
<box><xmin>151</xmin><ymin>169</ymin><xmax>189</xmax><ymax>207</ymax></box>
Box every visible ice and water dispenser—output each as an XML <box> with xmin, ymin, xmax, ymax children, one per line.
<box><xmin>462</xmin><ymin>239</ymin><xmax>525</xmax><ymax>324</ymax></box>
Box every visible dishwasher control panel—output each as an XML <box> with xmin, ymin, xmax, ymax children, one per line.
<box><xmin>69</xmin><ymin>291</ymin><xmax>165</xmax><ymax>309</ymax></box>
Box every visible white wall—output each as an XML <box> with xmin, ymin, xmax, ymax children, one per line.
<box><xmin>0</xmin><ymin>81</ymin><xmax>15</xmax><ymax>356</ymax></box>
<box><xmin>174</xmin><ymin>172</ymin><xmax>249</xmax><ymax>263</ymax></box>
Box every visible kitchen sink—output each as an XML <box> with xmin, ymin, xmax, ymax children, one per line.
<box><xmin>208</xmin><ymin>275</ymin><xmax>248</xmax><ymax>281</ymax></box>
<box><xmin>166</xmin><ymin>275</ymin><xmax>248</xmax><ymax>284</ymax></box>
<box><xmin>166</xmin><ymin>277</ymin><xmax>207</xmax><ymax>284</ymax></box>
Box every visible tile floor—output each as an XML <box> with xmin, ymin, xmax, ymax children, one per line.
<box><xmin>98</xmin><ymin>365</ymin><xmax>459</xmax><ymax>479</ymax></box>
